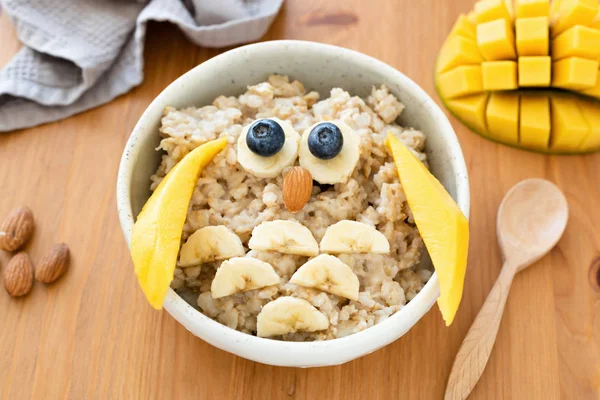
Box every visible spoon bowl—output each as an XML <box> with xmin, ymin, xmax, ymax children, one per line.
<box><xmin>497</xmin><ymin>179</ymin><xmax>569</xmax><ymax>270</ymax></box>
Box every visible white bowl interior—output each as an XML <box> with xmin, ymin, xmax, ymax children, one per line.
<box><xmin>117</xmin><ymin>40</ymin><xmax>469</xmax><ymax>367</ymax></box>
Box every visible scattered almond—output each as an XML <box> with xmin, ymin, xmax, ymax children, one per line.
<box><xmin>283</xmin><ymin>166</ymin><xmax>313</xmax><ymax>213</ymax></box>
<box><xmin>4</xmin><ymin>252</ymin><xmax>33</xmax><ymax>297</ymax></box>
<box><xmin>0</xmin><ymin>206</ymin><xmax>35</xmax><ymax>252</ymax></box>
<box><xmin>35</xmin><ymin>243</ymin><xmax>70</xmax><ymax>284</ymax></box>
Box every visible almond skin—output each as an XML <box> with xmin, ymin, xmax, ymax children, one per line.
<box><xmin>0</xmin><ymin>206</ymin><xmax>35</xmax><ymax>252</ymax></box>
<box><xmin>35</xmin><ymin>243</ymin><xmax>70</xmax><ymax>284</ymax></box>
<box><xmin>4</xmin><ymin>252</ymin><xmax>34</xmax><ymax>297</ymax></box>
<box><xmin>283</xmin><ymin>166</ymin><xmax>313</xmax><ymax>213</ymax></box>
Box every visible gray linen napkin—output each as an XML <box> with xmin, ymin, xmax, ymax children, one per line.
<box><xmin>0</xmin><ymin>0</ymin><xmax>283</xmax><ymax>132</ymax></box>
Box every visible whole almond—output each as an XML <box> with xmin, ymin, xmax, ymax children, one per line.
<box><xmin>4</xmin><ymin>252</ymin><xmax>33</xmax><ymax>297</ymax></box>
<box><xmin>283</xmin><ymin>166</ymin><xmax>313</xmax><ymax>213</ymax></box>
<box><xmin>35</xmin><ymin>243</ymin><xmax>70</xmax><ymax>284</ymax></box>
<box><xmin>0</xmin><ymin>206</ymin><xmax>35</xmax><ymax>252</ymax></box>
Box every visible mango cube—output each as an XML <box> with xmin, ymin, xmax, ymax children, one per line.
<box><xmin>436</xmin><ymin>36</ymin><xmax>483</xmax><ymax>74</ymax></box>
<box><xmin>552</xmin><ymin>57</ymin><xmax>599</xmax><ymax>90</ymax></box>
<box><xmin>551</xmin><ymin>0</ymin><xmax>598</xmax><ymax>37</ymax></box>
<box><xmin>475</xmin><ymin>0</ymin><xmax>513</xmax><ymax>23</ymax></box>
<box><xmin>516</xmin><ymin>17</ymin><xmax>549</xmax><ymax>55</ymax></box>
<box><xmin>505</xmin><ymin>0</ymin><xmax>515</xmax><ymax>17</ymax></box>
<box><xmin>477</xmin><ymin>19</ymin><xmax>518</xmax><ymax>60</ymax></box>
<box><xmin>580</xmin><ymin>70</ymin><xmax>600</xmax><ymax>99</ymax></box>
<box><xmin>482</xmin><ymin>61</ymin><xmax>519</xmax><ymax>89</ymax></box>
<box><xmin>578</xmin><ymin>99</ymin><xmax>600</xmax><ymax>151</ymax></box>
<box><xmin>550</xmin><ymin>0</ymin><xmax>563</xmax><ymax>16</ymax></box>
<box><xmin>437</xmin><ymin>66</ymin><xmax>484</xmax><ymax>99</ymax></box>
<box><xmin>551</xmin><ymin>26</ymin><xmax>600</xmax><ymax>60</ymax></box>
<box><xmin>516</xmin><ymin>0</ymin><xmax>550</xmax><ymax>17</ymax></box>
<box><xmin>486</xmin><ymin>92</ymin><xmax>520</xmax><ymax>144</ymax></box>
<box><xmin>520</xmin><ymin>95</ymin><xmax>551</xmax><ymax>150</ymax></box>
<box><xmin>446</xmin><ymin>93</ymin><xmax>491</xmax><ymax>134</ymax></box>
<box><xmin>518</xmin><ymin>56</ymin><xmax>552</xmax><ymax>86</ymax></box>
<box><xmin>592</xmin><ymin>11</ymin><xmax>600</xmax><ymax>29</ymax></box>
<box><xmin>450</xmin><ymin>14</ymin><xmax>477</xmax><ymax>39</ymax></box>
<box><xmin>550</xmin><ymin>95</ymin><xmax>590</xmax><ymax>151</ymax></box>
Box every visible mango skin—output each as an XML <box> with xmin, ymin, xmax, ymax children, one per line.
<box><xmin>131</xmin><ymin>138</ymin><xmax>228</xmax><ymax>309</ymax></box>
<box><xmin>385</xmin><ymin>134</ymin><xmax>469</xmax><ymax>326</ymax></box>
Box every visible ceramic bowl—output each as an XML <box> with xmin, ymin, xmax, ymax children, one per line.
<box><xmin>117</xmin><ymin>40</ymin><xmax>470</xmax><ymax>367</ymax></box>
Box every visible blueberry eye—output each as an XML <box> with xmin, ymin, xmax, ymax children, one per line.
<box><xmin>308</xmin><ymin>122</ymin><xmax>344</xmax><ymax>160</ymax></box>
<box><xmin>246</xmin><ymin>119</ymin><xmax>286</xmax><ymax>157</ymax></box>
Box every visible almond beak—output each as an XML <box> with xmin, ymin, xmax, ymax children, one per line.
<box><xmin>282</xmin><ymin>166</ymin><xmax>313</xmax><ymax>213</ymax></box>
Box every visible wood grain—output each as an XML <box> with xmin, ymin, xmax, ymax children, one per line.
<box><xmin>0</xmin><ymin>1</ymin><xmax>599</xmax><ymax>399</ymax></box>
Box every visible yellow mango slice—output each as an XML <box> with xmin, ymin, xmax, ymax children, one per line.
<box><xmin>475</xmin><ymin>0</ymin><xmax>512</xmax><ymax>23</ymax></box>
<box><xmin>550</xmin><ymin>95</ymin><xmax>590</xmax><ymax>151</ymax></box>
<box><xmin>578</xmin><ymin>99</ymin><xmax>600</xmax><ymax>151</ymax></box>
<box><xmin>580</xmin><ymin>69</ymin><xmax>600</xmax><ymax>99</ymax></box>
<box><xmin>385</xmin><ymin>134</ymin><xmax>469</xmax><ymax>326</ymax></box>
<box><xmin>436</xmin><ymin>35</ymin><xmax>483</xmax><ymax>74</ymax></box>
<box><xmin>551</xmin><ymin>26</ymin><xmax>600</xmax><ymax>60</ymax></box>
<box><xmin>551</xmin><ymin>0</ymin><xmax>598</xmax><ymax>37</ymax></box>
<box><xmin>482</xmin><ymin>61</ymin><xmax>519</xmax><ymax>90</ymax></box>
<box><xmin>131</xmin><ymin>138</ymin><xmax>228</xmax><ymax>309</ymax></box>
<box><xmin>436</xmin><ymin>65</ymin><xmax>484</xmax><ymax>99</ymax></box>
<box><xmin>515</xmin><ymin>0</ymin><xmax>550</xmax><ymax>17</ymax></box>
<box><xmin>518</xmin><ymin>56</ymin><xmax>552</xmax><ymax>86</ymax></box>
<box><xmin>516</xmin><ymin>17</ymin><xmax>550</xmax><ymax>56</ymax></box>
<box><xmin>477</xmin><ymin>18</ymin><xmax>518</xmax><ymax>60</ymax></box>
<box><xmin>486</xmin><ymin>92</ymin><xmax>520</xmax><ymax>144</ymax></box>
<box><xmin>520</xmin><ymin>94</ymin><xmax>551</xmax><ymax>150</ymax></box>
<box><xmin>552</xmin><ymin>57</ymin><xmax>599</xmax><ymax>90</ymax></box>
<box><xmin>450</xmin><ymin>14</ymin><xmax>477</xmax><ymax>38</ymax></box>
<box><xmin>446</xmin><ymin>93</ymin><xmax>491</xmax><ymax>134</ymax></box>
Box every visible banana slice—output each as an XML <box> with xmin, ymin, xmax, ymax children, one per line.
<box><xmin>290</xmin><ymin>254</ymin><xmax>359</xmax><ymax>300</ymax></box>
<box><xmin>211</xmin><ymin>257</ymin><xmax>280</xmax><ymax>299</ymax></box>
<box><xmin>237</xmin><ymin>117</ymin><xmax>300</xmax><ymax>178</ymax></box>
<box><xmin>256</xmin><ymin>296</ymin><xmax>329</xmax><ymax>337</ymax></box>
<box><xmin>248</xmin><ymin>220</ymin><xmax>319</xmax><ymax>256</ymax></box>
<box><xmin>320</xmin><ymin>220</ymin><xmax>390</xmax><ymax>254</ymax></box>
<box><xmin>298</xmin><ymin>120</ymin><xmax>360</xmax><ymax>184</ymax></box>
<box><xmin>179</xmin><ymin>226</ymin><xmax>245</xmax><ymax>267</ymax></box>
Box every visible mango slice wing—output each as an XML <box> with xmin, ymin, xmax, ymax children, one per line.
<box><xmin>385</xmin><ymin>134</ymin><xmax>469</xmax><ymax>326</ymax></box>
<box><xmin>131</xmin><ymin>138</ymin><xmax>228</xmax><ymax>309</ymax></box>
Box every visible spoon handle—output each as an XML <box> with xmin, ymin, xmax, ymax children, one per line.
<box><xmin>444</xmin><ymin>261</ymin><xmax>516</xmax><ymax>400</ymax></box>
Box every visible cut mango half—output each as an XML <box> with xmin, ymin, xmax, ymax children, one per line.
<box><xmin>435</xmin><ymin>3</ymin><xmax>600</xmax><ymax>154</ymax></box>
<box><xmin>131</xmin><ymin>138</ymin><xmax>228</xmax><ymax>309</ymax></box>
<box><xmin>385</xmin><ymin>134</ymin><xmax>469</xmax><ymax>326</ymax></box>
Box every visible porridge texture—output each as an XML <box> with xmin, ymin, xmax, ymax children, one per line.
<box><xmin>150</xmin><ymin>75</ymin><xmax>432</xmax><ymax>341</ymax></box>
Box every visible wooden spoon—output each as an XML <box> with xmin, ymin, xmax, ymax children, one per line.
<box><xmin>444</xmin><ymin>178</ymin><xmax>569</xmax><ymax>400</ymax></box>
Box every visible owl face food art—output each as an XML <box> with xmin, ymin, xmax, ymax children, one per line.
<box><xmin>152</xmin><ymin>75</ymin><xmax>431</xmax><ymax>341</ymax></box>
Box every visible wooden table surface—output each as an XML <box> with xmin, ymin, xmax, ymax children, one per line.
<box><xmin>1</xmin><ymin>1</ymin><xmax>599</xmax><ymax>399</ymax></box>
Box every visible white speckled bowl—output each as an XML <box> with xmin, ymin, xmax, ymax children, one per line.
<box><xmin>117</xmin><ymin>40</ymin><xmax>469</xmax><ymax>367</ymax></box>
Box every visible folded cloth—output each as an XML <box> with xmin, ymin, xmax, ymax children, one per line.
<box><xmin>0</xmin><ymin>0</ymin><xmax>283</xmax><ymax>132</ymax></box>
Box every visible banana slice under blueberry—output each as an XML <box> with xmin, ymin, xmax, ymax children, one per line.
<box><xmin>237</xmin><ymin>117</ymin><xmax>300</xmax><ymax>178</ymax></box>
<box><xmin>299</xmin><ymin>120</ymin><xmax>360</xmax><ymax>184</ymax></box>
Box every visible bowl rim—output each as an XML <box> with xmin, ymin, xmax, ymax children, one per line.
<box><xmin>116</xmin><ymin>40</ymin><xmax>470</xmax><ymax>366</ymax></box>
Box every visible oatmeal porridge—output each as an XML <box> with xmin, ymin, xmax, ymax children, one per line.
<box><xmin>150</xmin><ymin>75</ymin><xmax>432</xmax><ymax>341</ymax></box>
